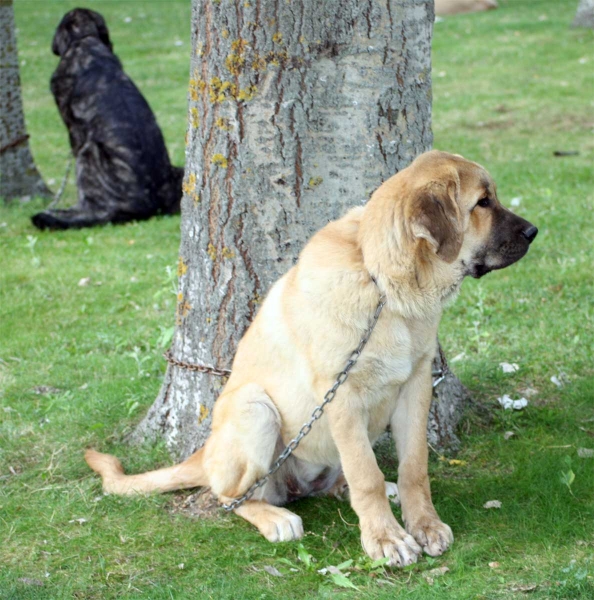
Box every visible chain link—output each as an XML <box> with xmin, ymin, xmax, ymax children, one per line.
<box><xmin>163</xmin><ymin>349</ymin><xmax>231</xmax><ymax>378</ymax></box>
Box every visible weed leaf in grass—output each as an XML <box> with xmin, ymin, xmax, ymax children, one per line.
<box><xmin>559</xmin><ymin>469</ymin><xmax>575</xmax><ymax>490</ymax></box>
<box><xmin>329</xmin><ymin>571</ymin><xmax>358</xmax><ymax>590</ymax></box>
<box><xmin>369</xmin><ymin>557</ymin><xmax>390</xmax><ymax>569</ymax></box>
<box><xmin>559</xmin><ymin>455</ymin><xmax>576</xmax><ymax>494</ymax></box>
<box><xmin>297</xmin><ymin>543</ymin><xmax>313</xmax><ymax>568</ymax></box>
<box><xmin>157</xmin><ymin>325</ymin><xmax>175</xmax><ymax>349</ymax></box>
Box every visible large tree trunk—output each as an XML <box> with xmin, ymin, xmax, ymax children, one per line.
<box><xmin>0</xmin><ymin>0</ymin><xmax>51</xmax><ymax>201</ymax></box>
<box><xmin>131</xmin><ymin>0</ymin><xmax>467</xmax><ymax>460</ymax></box>
<box><xmin>573</xmin><ymin>0</ymin><xmax>594</xmax><ymax>28</ymax></box>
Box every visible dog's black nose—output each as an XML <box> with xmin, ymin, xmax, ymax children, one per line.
<box><xmin>521</xmin><ymin>225</ymin><xmax>538</xmax><ymax>243</ymax></box>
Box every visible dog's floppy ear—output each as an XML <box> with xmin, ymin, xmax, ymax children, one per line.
<box><xmin>52</xmin><ymin>16</ymin><xmax>71</xmax><ymax>56</ymax></box>
<box><xmin>410</xmin><ymin>178</ymin><xmax>463</xmax><ymax>263</ymax></box>
<box><xmin>88</xmin><ymin>10</ymin><xmax>113</xmax><ymax>51</ymax></box>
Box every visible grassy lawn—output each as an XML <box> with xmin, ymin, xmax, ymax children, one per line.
<box><xmin>1</xmin><ymin>0</ymin><xmax>593</xmax><ymax>597</ymax></box>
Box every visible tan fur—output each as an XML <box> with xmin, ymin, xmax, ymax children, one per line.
<box><xmin>435</xmin><ymin>0</ymin><xmax>498</xmax><ymax>17</ymax></box>
<box><xmin>86</xmin><ymin>150</ymin><xmax>535</xmax><ymax>566</ymax></box>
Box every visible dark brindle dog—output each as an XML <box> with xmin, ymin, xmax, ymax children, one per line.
<box><xmin>32</xmin><ymin>8</ymin><xmax>183</xmax><ymax>230</ymax></box>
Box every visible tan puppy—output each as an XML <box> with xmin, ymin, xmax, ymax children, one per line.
<box><xmin>86</xmin><ymin>151</ymin><xmax>537</xmax><ymax>566</ymax></box>
<box><xmin>435</xmin><ymin>0</ymin><xmax>498</xmax><ymax>17</ymax></box>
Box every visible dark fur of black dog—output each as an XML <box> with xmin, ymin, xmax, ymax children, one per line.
<box><xmin>32</xmin><ymin>8</ymin><xmax>183</xmax><ymax>230</ymax></box>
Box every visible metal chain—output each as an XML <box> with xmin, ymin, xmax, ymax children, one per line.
<box><xmin>0</xmin><ymin>134</ymin><xmax>30</xmax><ymax>155</ymax></box>
<box><xmin>431</xmin><ymin>341</ymin><xmax>449</xmax><ymax>388</ymax></box>
<box><xmin>47</xmin><ymin>154</ymin><xmax>74</xmax><ymax>210</ymax></box>
<box><xmin>221</xmin><ymin>288</ymin><xmax>388</xmax><ymax>511</ymax></box>
<box><xmin>163</xmin><ymin>349</ymin><xmax>231</xmax><ymax>378</ymax></box>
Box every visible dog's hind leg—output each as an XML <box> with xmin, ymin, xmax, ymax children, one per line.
<box><xmin>84</xmin><ymin>446</ymin><xmax>208</xmax><ymax>496</ymax></box>
<box><xmin>228</xmin><ymin>500</ymin><xmax>304</xmax><ymax>542</ymax></box>
<box><xmin>207</xmin><ymin>384</ymin><xmax>304</xmax><ymax>542</ymax></box>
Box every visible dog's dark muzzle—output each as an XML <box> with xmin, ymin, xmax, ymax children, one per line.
<box><xmin>470</xmin><ymin>209</ymin><xmax>537</xmax><ymax>278</ymax></box>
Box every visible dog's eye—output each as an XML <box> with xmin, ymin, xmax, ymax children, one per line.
<box><xmin>476</xmin><ymin>197</ymin><xmax>490</xmax><ymax>208</ymax></box>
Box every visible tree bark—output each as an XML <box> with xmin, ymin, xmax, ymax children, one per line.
<box><xmin>0</xmin><ymin>0</ymin><xmax>52</xmax><ymax>201</ymax></box>
<box><xmin>573</xmin><ymin>0</ymin><xmax>594</xmax><ymax>28</ymax></box>
<box><xmin>132</xmin><ymin>0</ymin><xmax>466</xmax><ymax>460</ymax></box>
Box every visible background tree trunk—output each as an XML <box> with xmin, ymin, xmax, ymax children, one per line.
<box><xmin>132</xmin><ymin>0</ymin><xmax>467</xmax><ymax>460</ymax></box>
<box><xmin>0</xmin><ymin>0</ymin><xmax>51</xmax><ymax>201</ymax></box>
<box><xmin>573</xmin><ymin>0</ymin><xmax>594</xmax><ymax>28</ymax></box>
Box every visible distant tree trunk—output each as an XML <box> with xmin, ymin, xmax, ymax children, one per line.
<box><xmin>131</xmin><ymin>0</ymin><xmax>467</xmax><ymax>461</ymax></box>
<box><xmin>0</xmin><ymin>0</ymin><xmax>51</xmax><ymax>201</ymax></box>
<box><xmin>573</xmin><ymin>0</ymin><xmax>594</xmax><ymax>27</ymax></box>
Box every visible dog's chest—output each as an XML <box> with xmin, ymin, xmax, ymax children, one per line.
<box><xmin>352</xmin><ymin>317</ymin><xmax>429</xmax><ymax>396</ymax></box>
<box><xmin>347</xmin><ymin>315</ymin><xmax>437</xmax><ymax>443</ymax></box>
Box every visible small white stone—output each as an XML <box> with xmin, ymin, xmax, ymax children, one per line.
<box><xmin>498</xmin><ymin>395</ymin><xmax>528</xmax><ymax>410</ymax></box>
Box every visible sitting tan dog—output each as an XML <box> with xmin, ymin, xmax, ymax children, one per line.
<box><xmin>86</xmin><ymin>151</ymin><xmax>537</xmax><ymax>567</ymax></box>
<box><xmin>435</xmin><ymin>0</ymin><xmax>498</xmax><ymax>17</ymax></box>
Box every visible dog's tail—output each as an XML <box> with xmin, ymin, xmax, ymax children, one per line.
<box><xmin>84</xmin><ymin>448</ymin><xmax>208</xmax><ymax>495</ymax></box>
<box><xmin>31</xmin><ymin>208</ymin><xmax>112</xmax><ymax>230</ymax></box>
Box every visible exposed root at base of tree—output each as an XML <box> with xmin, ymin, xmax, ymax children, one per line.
<box><xmin>168</xmin><ymin>487</ymin><xmax>222</xmax><ymax>520</ymax></box>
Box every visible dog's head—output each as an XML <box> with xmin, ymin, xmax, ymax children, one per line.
<box><xmin>360</xmin><ymin>150</ymin><xmax>537</xmax><ymax>290</ymax></box>
<box><xmin>52</xmin><ymin>8</ymin><xmax>112</xmax><ymax>56</ymax></box>
<box><xmin>408</xmin><ymin>151</ymin><xmax>537</xmax><ymax>279</ymax></box>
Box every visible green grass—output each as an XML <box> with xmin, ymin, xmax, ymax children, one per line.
<box><xmin>1</xmin><ymin>0</ymin><xmax>593</xmax><ymax>598</ymax></box>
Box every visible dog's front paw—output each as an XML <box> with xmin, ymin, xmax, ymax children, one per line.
<box><xmin>361</xmin><ymin>521</ymin><xmax>422</xmax><ymax>567</ymax></box>
<box><xmin>406</xmin><ymin>516</ymin><xmax>453</xmax><ymax>557</ymax></box>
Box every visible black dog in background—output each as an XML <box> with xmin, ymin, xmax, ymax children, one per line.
<box><xmin>32</xmin><ymin>8</ymin><xmax>183</xmax><ymax>230</ymax></box>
